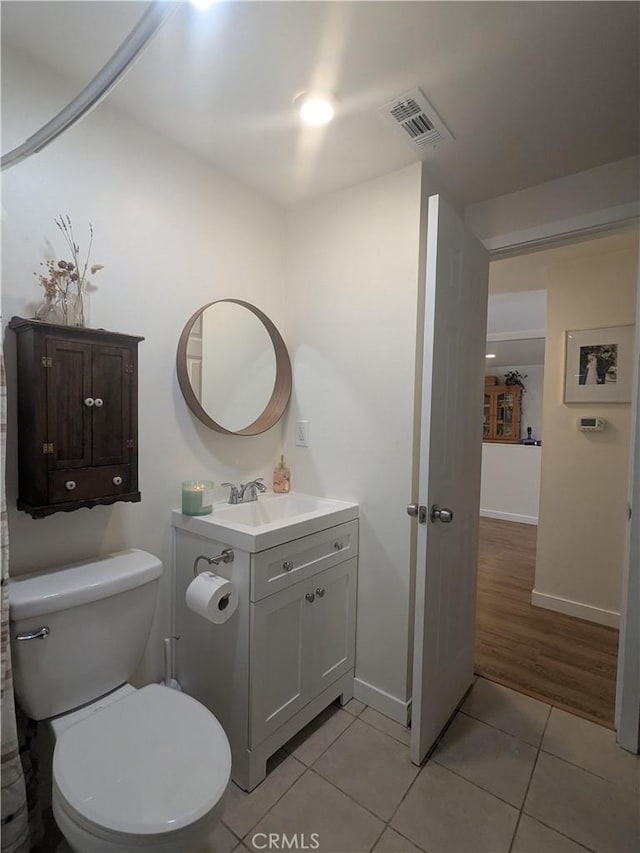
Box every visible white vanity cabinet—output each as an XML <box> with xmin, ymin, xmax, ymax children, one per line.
<box><xmin>172</xmin><ymin>507</ymin><xmax>358</xmax><ymax>791</ymax></box>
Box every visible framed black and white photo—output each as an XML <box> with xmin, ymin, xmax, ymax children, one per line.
<box><xmin>564</xmin><ymin>325</ymin><xmax>635</xmax><ymax>403</ymax></box>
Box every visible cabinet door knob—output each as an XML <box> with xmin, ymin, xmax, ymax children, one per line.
<box><xmin>305</xmin><ymin>592</ymin><xmax>315</xmax><ymax>603</ymax></box>
<box><xmin>112</xmin><ymin>476</ymin><xmax>123</xmax><ymax>486</ymax></box>
<box><xmin>334</xmin><ymin>541</ymin><xmax>344</xmax><ymax>551</ymax></box>
<box><xmin>282</xmin><ymin>560</ymin><xmax>294</xmax><ymax>572</ymax></box>
<box><xmin>65</xmin><ymin>480</ymin><xmax>77</xmax><ymax>491</ymax></box>
<box><xmin>315</xmin><ymin>588</ymin><xmax>325</xmax><ymax>598</ymax></box>
<box><xmin>84</xmin><ymin>397</ymin><xmax>95</xmax><ymax>407</ymax></box>
<box><xmin>93</xmin><ymin>398</ymin><xmax>104</xmax><ymax>408</ymax></box>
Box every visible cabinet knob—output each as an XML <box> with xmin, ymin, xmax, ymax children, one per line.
<box><xmin>84</xmin><ymin>397</ymin><xmax>95</xmax><ymax>407</ymax></box>
<box><xmin>112</xmin><ymin>476</ymin><xmax>123</xmax><ymax>486</ymax></box>
<box><xmin>305</xmin><ymin>592</ymin><xmax>315</xmax><ymax>603</ymax></box>
<box><xmin>334</xmin><ymin>541</ymin><xmax>344</xmax><ymax>551</ymax></box>
<box><xmin>93</xmin><ymin>398</ymin><xmax>104</xmax><ymax>408</ymax></box>
<box><xmin>282</xmin><ymin>560</ymin><xmax>294</xmax><ymax>572</ymax></box>
<box><xmin>315</xmin><ymin>588</ymin><xmax>326</xmax><ymax>598</ymax></box>
<box><xmin>65</xmin><ymin>480</ymin><xmax>77</xmax><ymax>491</ymax></box>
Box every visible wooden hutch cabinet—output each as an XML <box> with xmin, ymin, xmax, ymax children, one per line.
<box><xmin>9</xmin><ymin>318</ymin><xmax>144</xmax><ymax>518</ymax></box>
<box><xmin>483</xmin><ymin>382</ymin><xmax>522</xmax><ymax>443</ymax></box>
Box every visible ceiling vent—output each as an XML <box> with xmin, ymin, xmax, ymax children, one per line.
<box><xmin>378</xmin><ymin>87</ymin><xmax>453</xmax><ymax>152</ymax></box>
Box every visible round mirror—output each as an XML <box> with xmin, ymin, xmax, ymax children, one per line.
<box><xmin>176</xmin><ymin>300</ymin><xmax>292</xmax><ymax>435</ymax></box>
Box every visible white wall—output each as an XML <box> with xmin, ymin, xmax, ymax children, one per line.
<box><xmin>534</xmin><ymin>242</ymin><xmax>638</xmax><ymax>627</ymax></box>
<box><xmin>283</xmin><ymin>163</ymin><xmax>424</xmax><ymax>718</ymax></box>
<box><xmin>480</xmin><ymin>445</ymin><xmax>541</xmax><ymax>525</ymax></box>
<box><xmin>1</xmin><ymin>49</ymin><xmax>286</xmax><ymax>682</ymax></box>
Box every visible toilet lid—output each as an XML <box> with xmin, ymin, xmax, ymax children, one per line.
<box><xmin>53</xmin><ymin>684</ymin><xmax>231</xmax><ymax>836</ymax></box>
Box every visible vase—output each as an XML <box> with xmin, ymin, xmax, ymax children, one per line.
<box><xmin>60</xmin><ymin>290</ymin><xmax>86</xmax><ymax>327</ymax></box>
<box><xmin>35</xmin><ymin>293</ymin><xmax>64</xmax><ymax>325</ymax></box>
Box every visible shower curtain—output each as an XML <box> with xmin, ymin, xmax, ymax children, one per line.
<box><xmin>0</xmin><ymin>353</ymin><xmax>29</xmax><ymax>853</ymax></box>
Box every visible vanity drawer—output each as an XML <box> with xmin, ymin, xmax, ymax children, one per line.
<box><xmin>251</xmin><ymin>520</ymin><xmax>358</xmax><ymax>602</ymax></box>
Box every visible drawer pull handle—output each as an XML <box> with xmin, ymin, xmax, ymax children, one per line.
<box><xmin>65</xmin><ymin>480</ymin><xmax>77</xmax><ymax>491</ymax></box>
<box><xmin>93</xmin><ymin>398</ymin><xmax>104</xmax><ymax>408</ymax></box>
<box><xmin>315</xmin><ymin>588</ymin><xmax>326</xmax><ymax>598</ymax></box>
<box><xmin>305</xmin><ymin>592</ymin><xmax>315</xmax><ymax>603</ymax></box>
<box><xmin>84</xmin><ymin>397</ymin><xmax>95</xmax><ymax>407</ymax></box>
<box><xmin>112</xmin><ymin>476</ymin><xmax>123</xmax><ymax>486</ymax></box>
<box><xmin>334</xmin><ymin>541</ymin><xmax>344</xmax><ymax>551</ymax></box>
<box><xmin>282</xmin><ymin>560</ymin><xmax>294</xmax><ymax>572</ymax></box>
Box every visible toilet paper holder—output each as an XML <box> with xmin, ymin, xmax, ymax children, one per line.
<box><xmin>193</xmin><ymin>550</ymin><xmax>235</xmax><ymax>577</ymax></box>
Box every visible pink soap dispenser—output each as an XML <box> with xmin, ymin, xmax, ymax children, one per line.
<box><xmin>273</xmin><ymin>454</ymin><xmax>291</xmax><ymax>494</ymax></box>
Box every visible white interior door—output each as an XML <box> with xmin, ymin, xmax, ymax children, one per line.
<box><xmin>410</xmin><ymin>194</ymin><xmax>489</xmax><ymax>765</ymax></box>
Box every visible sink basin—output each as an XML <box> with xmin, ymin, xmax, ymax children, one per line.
<box><xmin>171</xmin><ymin>492</ymin><xmax>358</xmax><ymax>552</ymax></box>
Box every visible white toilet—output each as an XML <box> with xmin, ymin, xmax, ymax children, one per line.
<box><xmin>9</xmin><ymin>549</ymin><xmax>231</xmax><ymax>853</ymax></box>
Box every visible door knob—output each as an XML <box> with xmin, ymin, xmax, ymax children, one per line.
<box><xmin>407</xmin><ymin>503</ymin><xmax>419</xmax><ymax>517</ymax></box>
<box><xmin>315</xmin><ymin>588</ymin><xmax>325</xmax><ymax>598</ymax></box>
<box><xmin>93</xmin><ymin>398</ymin><xmax>104</xmax><ymax>408</ymax></box>
<box><xmin>305</xmin><ymin>592</ymin><xmax>315</xmax><ymax>603</ymax></box>
<box><xmin>430</xmin><ymin>505</ymin><xmax>454</xmax><ymax>524</ymax></box>
<box><xmin>84</xmin><ymin>397</ymin><xmax>95</xmax><ymax>407</ymax></box>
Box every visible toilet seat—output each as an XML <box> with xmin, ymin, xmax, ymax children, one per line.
<box><xmin>53</xmin><ymin>684</ymin><xmax>231</xmax><ymax>840</ymax></box>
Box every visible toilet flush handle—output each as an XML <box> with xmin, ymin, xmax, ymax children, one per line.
<box><xmin>16</xmin><ymin>626</ymin><xmax>50</xmax><ymax>641</ymax></box>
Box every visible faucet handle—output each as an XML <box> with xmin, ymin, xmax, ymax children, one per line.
<box><xmin>222</xmin><ymin>483</ymin><xmax>240</xmax><ymax>504</ymax></box>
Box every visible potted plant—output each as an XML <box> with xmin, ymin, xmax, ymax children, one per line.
<box><xmin>504</xmin><ymin>370</ymin><xmax>527</xmax><ymax>392</ymax></box>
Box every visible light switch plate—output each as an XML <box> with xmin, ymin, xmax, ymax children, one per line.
<box><xmin>295</xmin><ymin>420</ymin><xmax>310</xmax><ymax>447</ymax></box>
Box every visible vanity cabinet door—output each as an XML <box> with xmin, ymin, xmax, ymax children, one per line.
<box><xmin>309</xmin><ymin>559</ymin><xmax>357</xmax><ymax>696</ymax></box>
<box><xmin>249</xmin><ymin>556</ymin><xmax>357</xmax><ymax>748</ymax></box>
<box><xmin>250</xmin><ymin>581</ymin><xmax>313</xmax><ymax>746</ymax></box>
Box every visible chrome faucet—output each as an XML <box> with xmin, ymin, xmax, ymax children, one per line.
<box><xmin>222</xmin><ymin>478</ymin><xmax>267</xmax><ymax>504</ymax></box>
<box><xmin>238</xmin><ymin>479</ymin><xmax>267</xmax><ymax>503</ymax></box>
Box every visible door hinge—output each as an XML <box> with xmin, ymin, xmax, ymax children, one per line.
<box><xmin>42</xmin><ymin>443</ymin><xmax>54</xmax><ymax>454</ymax></box>
<box><xmin>124</xmin><ymin>364</ymin><xmax>134</xmax><ymax>374</ymax></box>
<box><xmin>41</xmin><ymin>356</ymin><xmax>52</xmax><ymax>368</ymax></box>
<box><xmin>125</xmin><ymin>439</ymin><xmax>134</xmax><ymax>449</ymax></box>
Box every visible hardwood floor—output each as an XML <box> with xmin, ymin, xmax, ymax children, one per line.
<box><xmin>475</xmin><ymin>516</ymin><xmax>619</xmax><ymax>728</ymax></box>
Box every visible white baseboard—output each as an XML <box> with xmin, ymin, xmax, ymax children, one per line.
<box><xmin>353</xmin><ymin>677</ymin><xmax>411</xmax><ymax>726</ymax></box>
<box><xmin>481</xmin><ymin>509</ymin><xmax>538</xmax><ymax>525</ymax></box>
<box><xmin>531</xmin><ymin>589</ymin><xmax>620</xmax><ymax>628</ymax></box>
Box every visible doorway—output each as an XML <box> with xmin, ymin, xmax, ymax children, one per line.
<box><xmin>475</xmin><ymin>231</ymin><xmax>638</xmax><ymax>728</ymax></box>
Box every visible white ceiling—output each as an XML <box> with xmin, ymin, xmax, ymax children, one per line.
<box><xmin>485</xmin><ymin>338</ymin><xmax>545</xmax><ymax>368</ymax></box>
<box><xmin>2</xmin><ymin>1</ymin><xmax>638</xmax><ymax>206</ymax></box>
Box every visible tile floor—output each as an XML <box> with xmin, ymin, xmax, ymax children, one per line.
<box><xmin>220</xmin><ymin>678</ymin><xmax>639</xmax><ymax>853</ymax></box>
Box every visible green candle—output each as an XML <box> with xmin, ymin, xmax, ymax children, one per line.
<box><xmin>181</xmin><ymin>480</ymin><xmax>214</xmax><ymax>516</ymax></box>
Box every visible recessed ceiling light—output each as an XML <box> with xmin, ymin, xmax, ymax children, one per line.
<box><xmin>296</xmin><ymin>92</ymin><xmax>335</xmax><ymax>126</ymax></box>
<box><xmin>485</xmin><ymin>354</ymin><xmax>496</xmax><ymax>359</ymax></box>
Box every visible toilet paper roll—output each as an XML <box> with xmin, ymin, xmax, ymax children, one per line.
<box><xmin>185</xmin><ymin>572</ymin><xmax>238</xmax><ymax>624</ymax></box>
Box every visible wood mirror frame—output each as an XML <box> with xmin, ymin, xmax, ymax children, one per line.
<box><xmin>176</xmin><ymin>299</ymin><xmax>292</xmax><ymax>436</ymax></box>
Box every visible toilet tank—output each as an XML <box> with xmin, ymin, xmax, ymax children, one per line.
<box><xmin>9</xmin><ymin>549</ymin><xmax>162</xmax><ymax>720</ymax></box>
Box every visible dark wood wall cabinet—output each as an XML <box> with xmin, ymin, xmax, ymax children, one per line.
<box><xmin>9</xmin><ymin>318</ymin><xmax>144</xmax><ymax>518</ymax></box>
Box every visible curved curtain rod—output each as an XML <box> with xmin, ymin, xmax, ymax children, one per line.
<box><xmin>1</xmin><ymin>1</ymin><xmax>179</xmax><ymax>171</ymax></box>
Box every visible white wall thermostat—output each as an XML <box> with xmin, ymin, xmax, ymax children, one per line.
<box><xmin>578</xmin><ymin>417</ymin><xmax>606</xmax><ymax>432</ymax></box>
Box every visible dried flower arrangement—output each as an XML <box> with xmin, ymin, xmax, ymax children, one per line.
<box><xmin>34</xmin><ymin>216</ymin><xmax>103</xmax><ymax>326</ymax></box>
